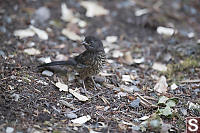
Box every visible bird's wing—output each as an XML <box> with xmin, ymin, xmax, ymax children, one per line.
<box><xmin>74</xmin><ymin>51</ymin><xmax>92</xmax><ymax>69</ymax></box>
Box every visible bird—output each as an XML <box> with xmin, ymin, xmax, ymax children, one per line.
<box><xmin>38</xmin><ymin>36</ymin><xmax>106</xmax><ymax>92</ymax></box>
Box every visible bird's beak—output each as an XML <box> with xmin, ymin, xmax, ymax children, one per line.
<box><xmin>81</xmin><ymin>41</ymin><xmax>90</xmax><ymax>46</ymax></box>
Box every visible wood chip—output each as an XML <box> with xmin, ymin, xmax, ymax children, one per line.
<box><xmin>71</xmin><ymin>115</ymin><xmax>91</xmax><ymax>124</ymax></box>
<box><xmin>153</xmin><ymin>76</ymin><xmax>168</xmax><ymax>94</ymax></box>
<box><xmin>80</xmin><ymin>1</ymin><xmax>109</xmax><ymax>17</ymax></box>
<box><xmin>180</xmin><ymin>79</ymin><xmax>200</xmax><ymax>83</ymax></box>
<box><xmin>55</xmin><ymin>82</ymin><xmax>68</xmax><ymax>92</ymax></box>
<box><xmin>69</xmin><ymin>89</ymin><xmax>88</xmax><ymax>101</ymax></box>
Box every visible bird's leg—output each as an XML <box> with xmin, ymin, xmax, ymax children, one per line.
<box><xmin>91</xmin><ymin>77</ymin><xmax>98</xmax><ymax>90</ymax></box>
<box><xmin>82</xmin><ymin>79</ymin><xmax>93</xmax><ymax>96</ymax></box>
<box><xmin>82</xmin><ymin>80</ymin><xmax>87</xmax><ymax>93</ymax></box>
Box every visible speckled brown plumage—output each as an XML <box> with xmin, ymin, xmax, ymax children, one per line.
<box><xmin>38</xmin><ymin>36</ymin><xmax>106</xmax><ymax>89</ymax></box>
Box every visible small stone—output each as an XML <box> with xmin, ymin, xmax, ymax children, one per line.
<box><xmin>66</xmin><ymin>113</ymin><xmax>77</xmax><ymax>119</ymax></box>
<box><xmin>130</xmin><ymin>98</ymin><xmax>140</xmax><ymax>108</ymax></box>
<box><xmin>163</xmin><ymin>53</ymin><xmax>172</xmax><ymax>62</ymax></box>
<box><xmin>6</xmin><ymin>127</ymin><xmax>14</xmax><ymax>133</ymax></box>
<box><xmin>34</xmin><ymin>7</ymin><xmax>50</xmax><ymax>23</ymax></box>
<box><xmin>197</xmin><ymin>39</ymin><xmax>200</xmax><ymax>45</ymax></box>
<box><xmin>135</xmin><ymin>8</ymin><xmax>149</xmax><ymax>16</ymax></box>
<box><xmin>94</xmin><ymin>76</ymin><xmax>106</xmax><ymax>83</ymax></box>
<box><xmin>106</xmin><ymin>36</ymin><xmax>118</xmax><ymax>43</ymax></box>
<box><xmin>38</xmin><ymin>57</ymin><xmax>51</xmax><ymax>63</ymax></box>
<box><xmin>133</xmin><ymin>57</ymin><xmax>145</xmax><ymax>64</ymax></box>
<box><xmin>10</xmin><ymin>75</ymin><xmax>16</xmax><ymax>79</ymax></box>
<box><xmin>180</xmin><ymin>108</ymin><xmax>187</xmax><ymax>116</ymax></box>
<box><xmin>42</xmin><ymin>70</ymin><xmax>53</xmax><ymax>77</ymax></box>
<box><xmin>78</xmin><ymin>20</ymin><xmax>87</xmax><ymax>28</ymax></box>
<box><xmin>27</xmin><ymin>42</ymin><xmax>35</xmax><ymax>47</ymax></box>
<box><xmin>11</xmin><ymin>93</ymin><xmax>20</xmax><ymax>101</ymax></box>
<box><xmin>0</xmin><ymin>50</ymin><xmax>6</xmax><ymax>59</ymax></box>
<box><xmin>170</xmin><ymin>83</ymin><xmax>178</xmax><ymax>90</ymax></box>
<box><xmin>0</xmin><ymin>26</ymin><xmax>6</xmax><ymax>33</ymax></box>
<box><xmin>55</xmin><ymin>54</ymin><xmax>68</xmax><ymax>61</ymax></box>
<box><xmin>152</xmin><ymin>62</ymin><xmax>167</xmax><ymax>72</ymax></box>
<box><xmin>121</xmin><ymin>75</ymin><xmax>132</xmax><ymax>83</ymax></box>
<box><xmin>24</xmin><ymin>48</ymin><xmax>41</xmax><ymax>55</ymax></box>
<box><xmin>187</xmin><ymin>32</ymin><xmax>195</xmax><ymax>38</ymax></box>
<box><xmin>112</xmin><ymin>50</ymin><xmax>123</xmax><ymax>58</ymax></box>
<box><xmin>157</xmin><ymin>26</ymin><xmax>177</xmax><ymax>36</ymax></box>
<box><xmin>14</xmin><ymin>28</ymin><xmax>35</xmax><ymax>39</ymax></box>
<box><xmin>117</xmin><ymin>92</ymin><xmax>127</xmax><ymax>98</ymax></box>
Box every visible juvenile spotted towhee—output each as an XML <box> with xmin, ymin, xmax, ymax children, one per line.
<box><xmin>38</xmin><ymin>36</ymin><xmax>106</xmax><ymax>91</ymax></box>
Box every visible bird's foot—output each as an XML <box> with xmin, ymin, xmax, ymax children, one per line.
<box><xmin>91</xmin><ymin>77</ymin><xmax>98</xmax><ymax>90</ymax></box>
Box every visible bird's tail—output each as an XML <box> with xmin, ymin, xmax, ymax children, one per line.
<box><xmin>38</xmin><ymin>59</ymin><xmax>76</xmax><ymax>68</ymax></box>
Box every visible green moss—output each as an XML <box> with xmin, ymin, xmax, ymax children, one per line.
<box><xmin>53</xmin><ymin>131</ymin><xmax>61</xmax><ymax>133</ymax></box>
<box><xmin>165</xmin><ymin>57</ymin><xmax>200</xmax><ymax>79</ymax></box>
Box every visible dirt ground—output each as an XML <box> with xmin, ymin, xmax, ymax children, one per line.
<box><xmin>0</xmin><ymin>0</ymin><xmax>200</xmax><ymax>132</ymax></box>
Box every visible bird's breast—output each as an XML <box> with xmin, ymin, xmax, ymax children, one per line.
<box><xmin>78</xmin><ymin>51</ymin><xmax>106</xmax><ymax>79</ymax></box>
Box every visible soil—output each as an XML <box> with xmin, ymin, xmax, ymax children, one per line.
<box><xmin>0</xmin><ymin>0</ymin><xmax>200</xmax><ymax>132</ymax></box>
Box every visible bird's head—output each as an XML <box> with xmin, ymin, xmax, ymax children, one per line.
<box><xmin>82</xmin><ymin>36</ymin><xmax>104</xmax><ymax>52</ymax></box>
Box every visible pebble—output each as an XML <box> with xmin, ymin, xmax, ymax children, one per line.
<box><xmin>27</xmin><ymin>42</ymin><xmax>35</xmax><ymax>47</ymax></box>
<box><xmin>130</xmin><ymin>98</ymin><xmax>140</xmax><ymax>108</ymax></box>
<box><xmin>6</xmin><ymin>127</ymin><xmax>14</xmax><ymax>133</ymax></box>
<box><xmin>170</xmin><ymin>83</ymin><xmax>178</xmax><ymax>90</ymax></box>
<box><xmin>11</xmin><ymin>93</ymin><xmax>20</xmax><ymax>101</ymax></box>
<box><xmin>42</xmin><ymin>70</ymin><xmax>53</xmax><ymax>77</ymax></box>
<box><xmin>157</xmin><ymin>26</ymin><xmax>176</xmax><ymax>36</ymax></box>
<box><xmin>0</xmin><ymin>26</ymin><xmax>6</xmax><ymax>33</ymax></box>
<box><xmin>106</xmin><ymin>36</ymin><xmax>118</xmax><ymax>43</ymax></box>
<box><xmin>0</xmin><ymin>50</ymin><xmax>6</xmax><ymax>59</ymax></box>
<box><xmin>187</xmin><ymin>32</ymin><xmax>195</xmax><ymax>38</ymax></box>
<box><xmin>38</xmin><ymin>57</ymin><xmax>51</xmax><ymax>63</ymax></box>
<box><xmin>197</xmin><ymin>39</ymin><xmax>200</xmax><ymax>45</ymax></box>
<box><xmin>180</xmin><ymin>108</ymin><xmax>187</xmax><ymax>116</ymax></box>
<box><xmin>34</xmin><ymin>7</ymin><xmax>50</xmax><ymax>23</ymax></box>
<box><xmin>66</xmin><ymin>113</ymin><xmax>77</xmax><ymax>119</ymax></box>
<box><xmin>24</xmin><ymin>48</ymin><xmax>41</xmax><ymax>55</ymax></box>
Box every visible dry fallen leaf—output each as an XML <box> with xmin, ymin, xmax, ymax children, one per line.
<box><xmin>24</xmin><ymin>48</ymin><xmax>41</xmax><ymax>55</ymax></box>
<box><xmin>62</xmin><ymin>28</ymin><xmax>82</xmax><ymax>41</ymax></box>
<box><xmin>29</xmin><ymin>25</ymin><xmax>48</xmax><ymax>40</ymax></box>
<box><xmin>124</xmin><ymin>52</ymin><xmax>133</xmax><ymax>65</ymax></box>
<box><xmin>69</xmin><ymin>89</ymin><xmax>88</xmax><ymax>101</ymax></box>
<box><xmin>153</xmin><ymin>76</ymin><xmax>168</xmax><ymax>94</ymax></box>
<box><xmin>71</xmin><ymin>115</ymin><xmax>91</xmax><ymax>124</ymax></box>
<box><xmin>80</xmin><ymin>1</ymin><xmax>109</xmax><ymax>17</ymax></box>
<box><xmin>61</xmin><ymin>3</ymin><xmax>78</xmax><ymax>23</ymax></box>
<box><xmin>55</xmin><ymin>82</ymin><xmax>68</xmax><ymax>92</ymax></box>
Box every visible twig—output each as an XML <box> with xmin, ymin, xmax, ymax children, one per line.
<box><xmin>180</xmin><ymin>79</ymin><xmax>200</xmax><ymax>83</ymax></box>
<box><xmin>135</xmin><ymin>93</ymin><xmax>157</xmax><ymax>108</ymax></box>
